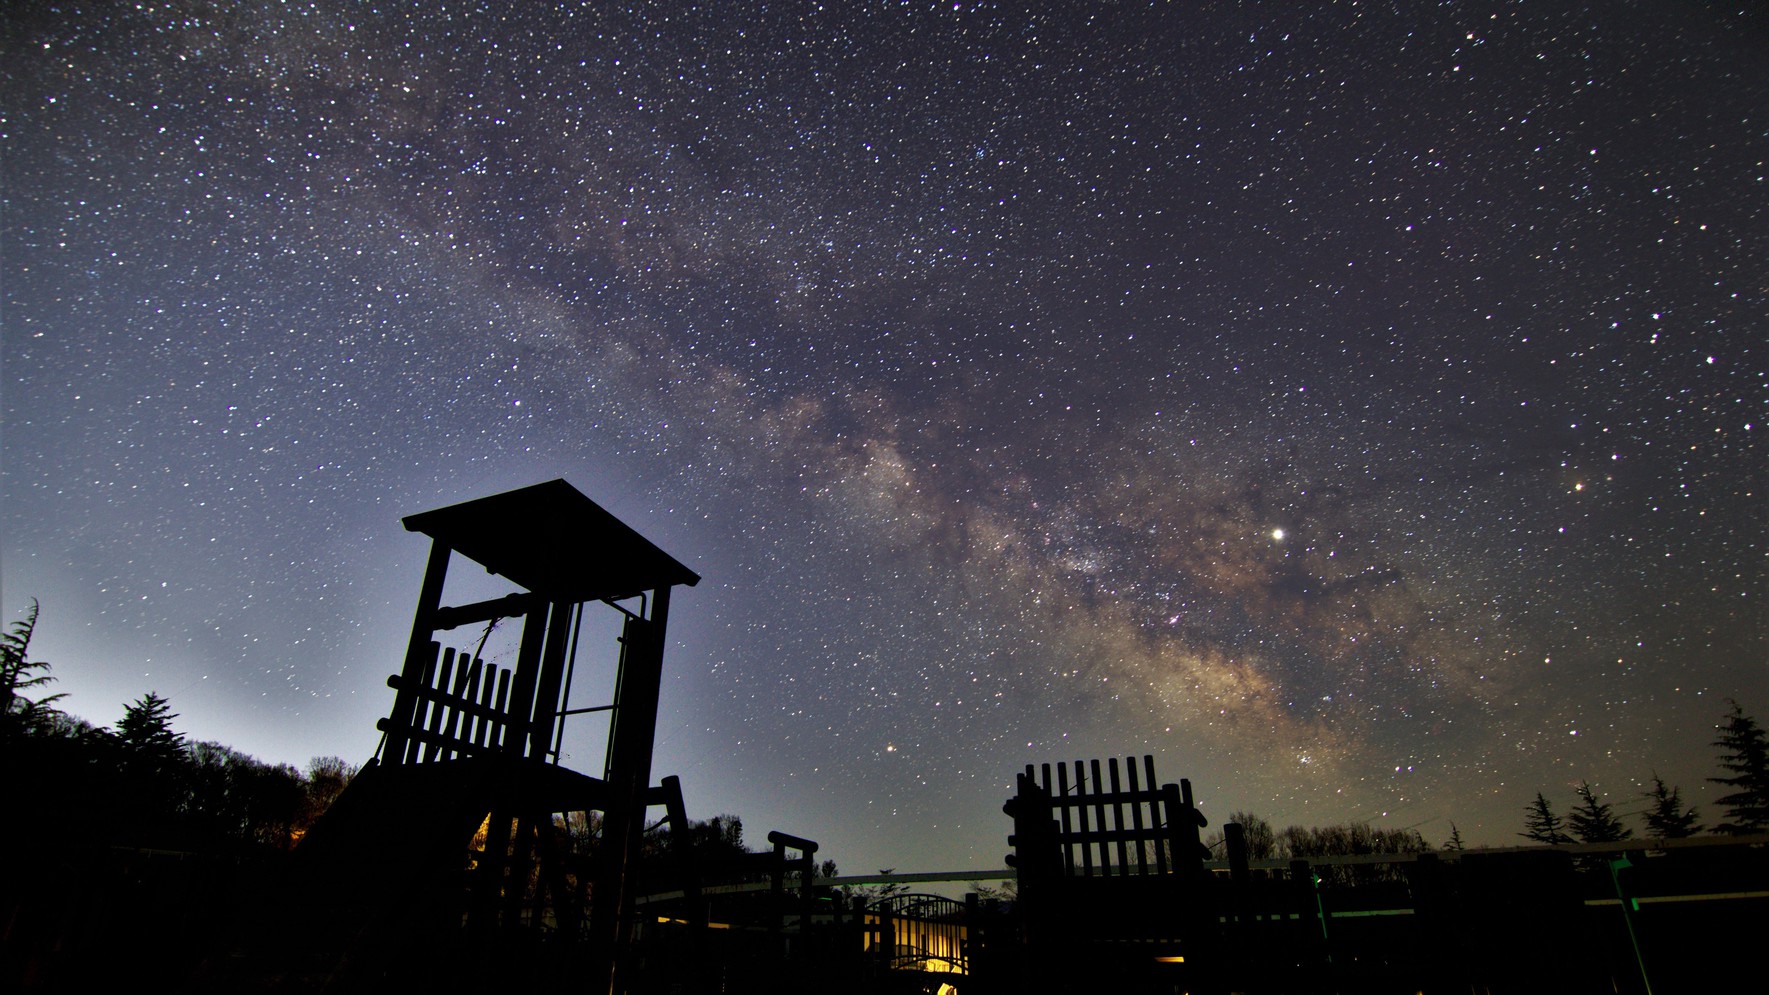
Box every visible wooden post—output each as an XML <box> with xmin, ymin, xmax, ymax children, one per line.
<box><xmin>590</xmin><ymin>586</ymin><xmax>672</xmax><ymax>995</ymax></box>
<box><xmin>526</xmin><ymin>600</ymin><xmax>575</xmax><ymax>760</ymax></box>
<box><xmin>382</xmin><ymin>542</ymin><xmax>450</xmax><ymax>763</ymax></box>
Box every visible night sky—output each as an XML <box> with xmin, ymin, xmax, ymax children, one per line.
<box><xmin>5</xmin><ymin>1</ymin><xmax>1764</xmax><ymax>876</ymax></box>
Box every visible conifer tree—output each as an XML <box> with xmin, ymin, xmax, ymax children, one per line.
<box><xmin>1641</xmin><ymin>774</ymin><xmax>1701</xmax><ymax>839</ymax></box>
<box><xmin>1568</xmin><ymin>781</ymin><xmax>1628</xmax><ymax>843</ymax></box>
<box><xmin>1442</xmin><ymin>822</ymin><xmax>1466</xmax><ymax>851</ymax></box>
<box><xmin>1520</xmin><ymin>792</ymin><xmax>1571</xmax><ymax>845</ymax></box>
<box><xmin>117</xmin><ymin>691</ymin><xmax>189</xmax><ymax>775</ymax></box>
<box><xmin>112</xmin><ymin>692</ymin><xmax>191</xmax><ymax>846</ymax></box>
<box><xmin>1709</xmin><ymin>701</ymin><xmax>1769</xmax><ymax>833</ymax></box>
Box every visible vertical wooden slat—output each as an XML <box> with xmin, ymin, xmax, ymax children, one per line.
<box><xmin>1042</xmin><ymin>763</ymin><xmax>1056</xmax><ymax>871</ymax></box>
<box><xmin>1126</xmin><ymin>756</ymin><xmax>1149</xmax><ymax>875</ymax></box>
<box><xmin>406</xmin><ymin>648</ymin><xmax>440</xmax><ymax>764</ymax></box>
<box><xmin>526</xmin><ymin>600</ymin><xmax>574</xmax><ymax>760</ymax></box>
<box><xmin>383</xmin><ymin>541</ymin><xmax>450</xmax><ymax>765</ymax></box>
<box><xmin>470</xmin><ymin>658</ymin><xmax>491</xmax><ymax>743</ymax></box>
<box><xmin>1147</xmin><ymin>755</ymin><xmax>1170</xmax><ymax>874</ymax></box>
<box><xmin>484</xmin><ymin>664</ymin><xmax>504</xmax><ymax>748</ymax></box>
<box><xmin>1090</xmin><ymin>759</ymin><xmax>1110</xmax><ymax>874</ymax></box>
<box><xmin>1179</xmin><ymin>778</ymin><xmax>1204</xmax><ymax>876</ymax></box>
<box><xmin>492</xmin><ymin>668</ymin><xmax>512</xmax><ymax>749</ymax></box>
<box><xmin>504</xmin><ymin>606</ymin><xmax>549</xmax><ymax>758</ymax></box>
<box><xmin>422</xmin><ymin>648</ymin><xmax>457</xmax><ymax>762</ymax></box>
<box><xmin>1109</xmin><ymin>757</ymin><xmax>1129</xmax><ymax>873</ymax></box>
<box><xmin>445</xmin><ymin>650</ymin><xmax>475</xmax><ymax>759</ymax></box>
<box><xmin>1160</xmin><ymin>781</ymin><xmax>1185</xmax><ymax>881</ymax></box>
<box><xmin>1059</xmin><ymin>761</ymin><xmax>1082</xmax><ymax>876</ymax></box>
<box><xmin>461</xmin><ymin>659</ymin><xmax>483</xmax><ymax>748</ymax></box>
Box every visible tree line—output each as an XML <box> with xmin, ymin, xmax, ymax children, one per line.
<box><xmin>1519</xmin><ymin>700</ymin><xmax>1769</xmax><ymax>845</ymax></box>
<box><xmin>1206</xmin><ymin>699</ymin><xmax>1768</xmax><ymax>866</ymax></box>
<box><xmin>7</xmin><ymin>597</ymin><xmax>1766</xmax><ymax>858</ymax></box>
<box><xmin>3</xmin><ymin>600</ymin><xmax>827</xmax><ymax>876</ymax></box>
<box><xmin>2</xmin><ymin>599</ymin><xmax>355</xmax><ymax>854</ymax></box>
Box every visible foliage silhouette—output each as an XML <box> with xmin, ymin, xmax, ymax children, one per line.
<box><xmin>185</xmin><ymin>741</ymin><xmax>308</xmax><ymax>848</ymax></box>
<box><xmin>1442</xmin><ymin>821</ymin><xmax>1466</xmax><ymax>851</ymax></box>
<box><xmin>1568</xmin><ymin>781</ymin><xmax>1629</xmax><ymax>843</ymax></box>
<box><xmin>300</xmin><ymin>755</ymin><xmax>358</xmax><ymax>833</ymax></box>
<box><xmin>1709</xmin><ymin>700</ymin><xmax>1769</xmax><ymax>833</ymax></box>
<box><xmin>1521</xmin><ymin>792</ymin><xmax>1572</xmax><ymax>845</ymax></box>
<box><xmin>1204</xmin><ymin>810</ymin><xmax>1276</xmax><ymax>859</ymax></box>
<box><xmin>117</xmin><ymin>691</ymin><xmax>188</xmax><ymax>773</ymax></box>
<box><xmin>1641</xmin><ymin>773</ymin><xmax>1702</xmax><ymax>839</ymax></box>
<box><xmin>1</xmin><ymin>598</ymin><xmax>64</xmax><ymax>737</ymax></box>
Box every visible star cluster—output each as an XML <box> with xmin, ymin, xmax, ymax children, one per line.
<box><xmin>5</xmin><ymin>1</ymin><xmax>1763</xmax><ymax>872</ymax></box>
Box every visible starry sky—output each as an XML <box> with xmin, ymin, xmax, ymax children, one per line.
<box><xmin>4</xmin><ymin>1</ymin><xmax>1764</xmax><ymax>875</ymax></box>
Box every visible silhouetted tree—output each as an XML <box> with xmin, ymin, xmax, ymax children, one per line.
<box><xmin>113</xmin><ymin>692</ymin><xmax>191</xmax><ymax>845</ymax></box>
<box><xmin>299</xmin><ymin>755</ymin><xmax>358</xmax><ymax>834</ymax></box>
<box><xmin>680</xmin><ymin>813</ymin><xmax>750</xmax><ymax>867</ymax></box>
<box><xmin>1641</xmin><ymin>774</ymin><xmax>1701</xmax><ymax>838</ymax></box>
<box><xmin>1</xmin><ymin>599</ymin><xmax>64</xmax><ymax>737</ymax></box>
<box><xmin>1709</xmin><ymin>701</ymin><xmax>1769</xmax><ymax>833</ymax></box>
<box><xmin>1271</xmin><ymin>823</ymin><xmax>1301</xmax><ymax>858</ymax></box>
<box><xmin>1275</xmin><ymin>819</ymin><xmax>1430</xmax><ymax>886</ymax></box>
<box><xmin>1271</xmin><ymin>820</ymin><xmax>1429</xmax><ymax>860</ymax></box>
<box><xmin>1520</xmin><ymin>793</ymin><xmax>1571</xmax><ymax>845</ymax></box>
<box><xmin>1442</xmin><ymin>822</ymin><xmax>1466</xmax><ymax>851</ymax></box>
<box><xmin>1205</xmin><ymin>810</ymin><xmax>1276</xmax><ymax>859</ymax></box>
<box><xmin>1568</xmin><ymin>781</ymin><xmax>1629</xmax><ymax>843</ymax></box>
<box><xmin>633</xmin><ymin>812</ymin><xmax>755</xmax><ymax>891</ymax></box>
<box><xmin>184</xmin><ymin>741</ymin><xmax>307</xmax><ymax>848</ymax></box>
<box><xmin>117</xmin><ymin>691</ymin><xmax>188</xmax><ymax>774</ymax></box>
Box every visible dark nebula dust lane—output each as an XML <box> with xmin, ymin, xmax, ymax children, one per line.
<box><xmin>4</xmin><ymin>1</ymin><xmax>1763</xmax><ymax>872</ymax></box>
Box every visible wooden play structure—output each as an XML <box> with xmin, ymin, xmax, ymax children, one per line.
<box><xmin>271</xmin><ymin>480</ymin><xmax>699</xmax><ymax>992</ymax></box>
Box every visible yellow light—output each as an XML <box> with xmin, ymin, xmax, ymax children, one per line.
<box><xmin>1155</xmin><ymin>955</ymin><xmax>1186</xmax><ymax>963</ymax></box>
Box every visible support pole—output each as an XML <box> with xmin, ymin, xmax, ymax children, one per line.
<box><xmin>383</xmin><ymin>540</ymin><xmax>450</xmax><ymax>763</ymax></box>
<box><xmin>590</xmin><ymin>586</ymin><xmax>672</xmax><ymax>995</ymax></box>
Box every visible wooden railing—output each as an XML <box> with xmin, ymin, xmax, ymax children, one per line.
<box><xmin>377</xmin><ymin>642</ymin><xmax>524</xmax><ymax>763</ymax></box>
<box><xmin>1007</xmin><ymin>755</ymin><xmax>1209</xmax><ymax>879</ymax></box>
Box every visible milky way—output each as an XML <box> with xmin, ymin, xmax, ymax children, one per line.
<box><xmin>5</xmin><ymin>1</ymin><xmax>1763</xmax><ymax>873</ymax></box>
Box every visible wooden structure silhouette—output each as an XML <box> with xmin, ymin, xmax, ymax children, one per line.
<box><xmin>1003</xmin><ymin>756</ymin><xmax>1213</xmax><ymax>989</ymax></box>
<box><xmin>283</xmin><ymin>480</ymin><xmax>698</xmax><ymax>993</ymax></box>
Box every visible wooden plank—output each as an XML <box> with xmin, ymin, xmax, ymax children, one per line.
<box><xmin>422</xmin><ymin>648</ymin><xmax>457</xmax><ymax>762</ymax></box>
<box><xmin>1041</xmin><ymin>786</ymin><xmax>1171</xmax><ymax>807</ymax></box>
<box><xmin>491</xmin><ymin>668</ymin><xmax>512</xmax><ymax>749</ymax></box>
<box><xmin>406</xmin><ymin>647</ymin><xmax>440</xmax><ymax>764</ymax></box>
<box><xmin>462</xmin><ymin>659</ymin><xmax>484</xmax><ymax>746</ymax></box>
<box><xmin>1127</xmin><ymin>758</ymin><xmax>1149</xmax><ymax>875</ymax></box>
<box><xmin>1069</xmin><ymin>761</ymin><xmax>1093</xmax><ymax>877</ymax></box>
<box><xmin>445</xmin><ymin>654</ymin><xmax>476</xmax><ymax>759</ymax></box>
<box><xmin>503</xmin><ymin>607</ymin><xmax>548</xmax><ymax>757</ymax></box>
<box><xmin>386</xmin><ymin>670</ymin><xmax>518</xmax><ymax>728</ymax></box>
<box><xmin>1046</xmin><ymin>826</ymin><xmax>1183</xmax><ymax>847</ymax></box>
<box><xmin>1090</xmin><ymin>759</ymin><xmax>1109</xmax><ymax>874</ymax></box>
<box><xmin>1146</xmin><ymin>756</ymin><xmax>1169</xmax><ymax>874</ymax></box>
<box><xmin>1109</xmin><ymin>757</ymin><xmax>1129</xmax><ymax>872</ymax></box>
<box><xmin>386</xmin><ymin>721</ymin><xmax>492</xmax><ymax>757</ymax></box>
